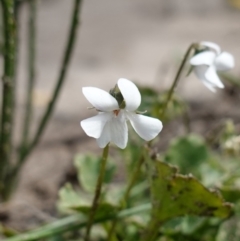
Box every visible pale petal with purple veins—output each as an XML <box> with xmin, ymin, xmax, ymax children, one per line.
<box><xmin>82</xmin><ymin>87</ymin><xmax>119</xmax><ymax>112</ymax></box>
<box><xmin>127</xmin><ymin>113</ymin><xmax>163</xmax><ymax>141</ymax></box>
<box><xmin>118</xmin><ymin>78</ymin><xmax>141</xmax><ymax>111</ymax></box>
<box><xmin>97</xmin><ymin>116</ymin><xmax>128</xmax><ymax>149</ymax></box>
<box><xmin>109</xmin><ymin>117</ymin><xmax>128</xmax><ymax>149</ymax></box>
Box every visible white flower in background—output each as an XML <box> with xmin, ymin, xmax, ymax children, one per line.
<box><xmin>190</xmin><ymin>41</ymin><xmax>234</xmax><ymax>92</ymax></box>
<box><xmin>80</xmin><ymin>78</ymin><xmax>163</xmax><ymax>149</ymax></box>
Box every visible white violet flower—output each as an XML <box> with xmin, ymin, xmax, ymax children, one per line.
<box><xmin>190</xmin><ymin>41</ymin><xmax>234</xmax><ymax>92</ymax></box>
<box><xmin>80</xmin><ymin>78</ymin><xmax>163</xmax><ymax>149</ymax></box>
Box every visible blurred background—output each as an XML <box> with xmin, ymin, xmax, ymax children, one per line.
<box><xmin>1</xmin><ymin>0</ymin><xmax>240</xmax><ymax>230</ymax></box>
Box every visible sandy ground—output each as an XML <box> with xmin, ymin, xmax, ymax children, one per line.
<box><xmin>1</xmin><ymin>0</ymin><xmax>240</xmax><ymax>230</ymax></box>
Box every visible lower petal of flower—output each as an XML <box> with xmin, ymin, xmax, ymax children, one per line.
<box><xmin>127</xmin><ymin>113</ymin><xmax>163</xmax><ymax>141</ymax></box>
<box><xmin>80</xmin><ymin>113</ymin><xmax>111</xmax><ymax>138</ymax></box>
<box><xmin>110</xmin><ymin>118</ymin><xmax>128</xmax><ymax>149</ymax></box>
<box><xmin>205</xmin><ymin>66</ymin><xmax>224</xmax><ymax>88</ymax></box>
<box><xmin>193</xmin><ymin>66</ymin><xmax>223</xmax><ymax>92</ymax></box>
<box><xmin>97</xmin><ymin>117</ymin><xmax>128</xmax><ymax>149</ymax></box>
<box><xmin>202</xmin><ymin>81</ymin><xmax>216</xmax><ymax>93</ymax></box>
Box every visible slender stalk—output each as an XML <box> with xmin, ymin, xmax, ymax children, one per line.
<box><xmin>140</xmin><ymin>149</ymin><xmax>162</xmax><ymax>241</ymax></box>
<box><xmin>20</xmin><ymin>0</ymin><xmax>37</xmax><ymax>155</ymax></box>
<box><xmin>18</xmin><ymin>0</ymin><xmax>83</xmax><ymax>163</ymax></box>
<box><xmin>3</xmin><ymin>203</ymin><xmax>151</xmax><ymax>241</ymax></box>
<box><xmin>107</xmin><ymin>154</ymin><xmax>145</xmax><ymax>240</ymax></box>
<box><xmin>123</xmin><ymin>155</ymin><xmax>145</xmax><ymax>203</ymax></box>
<box><xmin>0</xmin><ymin>0</ymin><xmax>16</xmax><ymax>194</ymax></box>
<box><xmin>160</xmin><ymin>43</ymin><xmax>196</xmax><ymax>119</ymax></box>
<box><xmin>85</xmin><ymin>144</ymin><xmax>109</xmax><ymax>241</ymax></box>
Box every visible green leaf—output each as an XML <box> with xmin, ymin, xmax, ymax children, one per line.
<box><xmin>164</xmin><ymin>134</ymin><xmax>209</xmax><ymax>175</ymax></box>
<box><xmin>140</xmin><ymin>157</ymin><xmax>232</xmax><ymax>241</ymax></box>
<box><xmin>74</xmin><ymin>154</ymin><xmax>115</xmax><ymax>193</ymax></box>
<box><xmin>75</xmin><ymin>202</ymin><xmax>118</xmax><ymax>220</ymax></box>
<box><xmin>138</xmin><ymin>86</ymin><xmax>186</xmax><ymax>121</ymax></box>
<box><xmin>148</xmin><ymin>159</ymin><xmax>232</xmax><ymax>223</ymax></box>
<box><xmin>58</xmin><ymin>183</ymin><xmax>90</xmax><ymax>214</ymax></box>
<box><xmin>58</xmin><ymin>183</ymin><xmax>118</xmax><ymax>219</ymax></box>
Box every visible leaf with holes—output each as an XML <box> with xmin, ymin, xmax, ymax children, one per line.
<box><xmin>148</xmin><ymin>159</ymin><xmax>232</xmax><ymax>222</ymax></box>
<box><xmin>141</xmin><ymin>158</ymin><xmax>232</xmax><ymax>241</ymax></box>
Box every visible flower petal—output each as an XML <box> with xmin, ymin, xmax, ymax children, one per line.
<box><xmin>205</xmin><ymin>66</ymin><xmax>224</xmax><ymax>88</ymax></box>
<box><xmin>82</xmin><ymin>87</ymin><xmax>119</xmax><ymax>112</ymax></box>
<box><xmin>80</xmin><ymin>113</ymin><xmax>112</xmax><ymax>138</ymax></box>
<box><xmin>96</xmin><ymin>123</ymin><xmax>111</xmax><ymax>148</ymax></box>
<box><xmin>117</xmin><ymin>78</ymin><xmax>141</xmax><ymax>111</ymax></box>
<box><xmin>193</xmin><ymin>65</ymin><xmax>208</xmax><ymax>82</ymax></box>
<box><xmin>200</xmin><ymin>41</ymin><xmax>221</xmax><ymax>54</ymax></box>
<box><xmin>127</xmin><ymin>113</ymin><xmax>163</xmax><ymax>141</ymax></box>
<box><xmin>193</xmin><ymin>65</ymin><xmax>223</xmax><ymax>91</ymax></box>
<box><xmin>97</xmin><ymin>115</ymin><xmax>128</xmax><ymax>149</ymax></box>
<box><xmin>202</xmin><ymin>81</ymin><xmax>217</xmax><ymax>93</ymax></box>
<box><xmin>110</xmin><ymin>118</ymin><xmax>128</xmax><ymax>149</ymax></box>
<box><xmin>190</xmin><ymin>51</ymin><xmax>216</xmax><ymax>66</ymax></box>
<box><xmin>214</xmin><ymin>52</ymin><xmax>235</xmax><ymax>71</ymax></box>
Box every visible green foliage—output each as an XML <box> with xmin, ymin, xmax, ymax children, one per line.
<box><xmin>58</xmin><ymin>183</ymin><xmax>118</xmax><ymax>220</ymax></box>
<box><xmin>215</xmin><ymin>202</ymin><xmax>240</xmax><ymax>241</ymax></box>
<box><xmin>74</xmin><ymin>154</ymin><xmax>116</xmax><ymax>193</ymax></box>
<box><xmin>160</xmin><ymin>216</ymin><xmax>221</xmax><ymax>241</ymax></box>
<box><xmin>164</xmin><ymin>134</ymin><xmax>209</xmax><ymax>175</ymax></box>
<box><xmin>58</xmin><ymin>183</ymin><xmax>89</xmax><ymax>213</ymax></box>
<box><xmin>4</xmin><ymin>75</ymin><xmax>240</xmax><ymax>241</ymax></box>
<box><xmin>216</xmin><ymin>216</ymin><xmax>240</xmax><ymax>241</ymax></box>
<box><xmin>139</xmin><ymin>86</ymin><xmax>186</xmax><ymax>121</ymax></box>
<box><xmin>146</xmin><ymin>158</ymin><xmax>232</xmax><ymax>223</ymax></box>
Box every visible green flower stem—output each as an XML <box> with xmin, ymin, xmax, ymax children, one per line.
<box><xmin>160</xmin><ymin>43</ymin><xmax>196</xmax><ymax>119</ymax></box>
<box><xmin>107</xmin><ymin>154</ymin><xmax>145</xmax><ymax>240</ymax></box>
<box><xmin>124</xmin><ymin>154</ymin><xmax>145</xmax><ymax>203</ymax></box>
<box><xmin>20</xmin><ymin>0</ymin><xmax>37</xmax><ymax>155</ymax></box>
<box><xmin>85</xmin><ymin>144</ymin><xmax>110</xmax><ymax>241</ymax></box>
<box><xmin>18</xmin><ymin>0</ymin><xmax>83</xmax><ymax>164</ymax></box>
<box><xmin>0</xmin><ymin>0</ymin><xmax>16</xmax><ymax>194</ymax></box>
<box><xmin>3</xmin><ymin>203</ymin><xmax>151</xmax><ymax>241</ymax></box>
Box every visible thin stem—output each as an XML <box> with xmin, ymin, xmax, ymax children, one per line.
<box><xmin>107</xmin><ymin>154</ymin><xmax>145</xmax><ymax>240</ymax></box>
<box><xmin>3</xmin><ymin>203</ymin><xmax>151</xmax><ymax>241</ymax></box>
<box><xmin>85</xmin><ymin>144</ymin><xmax>109</xmax><ymax>241</ymax></box>
<box><xmin>124</xmin><ymin>155</ymin><xmax>145</xmax><ymax>203</ymax></box>
<box><xmin>0</xmin><ymin>0</ymin><xmax>16</xmax><ymax>194</ymax></box>
<box><xmin>18</xmin><ymin>0</ymin><xmax>82</xmax><ymax>163</ymax></box>
<box><xmin>20</xmin><ymin>0</ymin><xmax>37</xmax><ymax>157</ymax></box>
<box><xmin>160</xmin><ymin>43</ymin><xmax>196</xmax><ymax>119</ymax></box>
